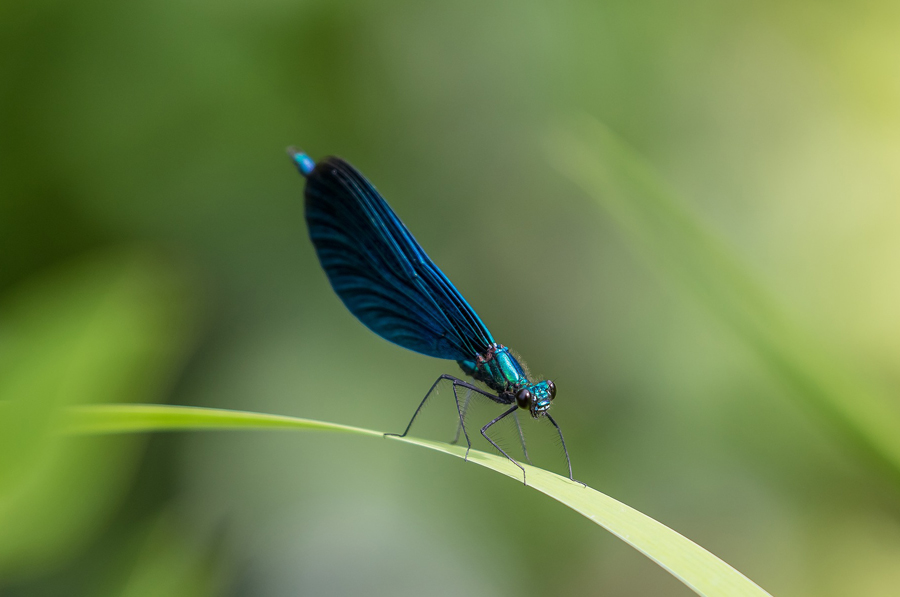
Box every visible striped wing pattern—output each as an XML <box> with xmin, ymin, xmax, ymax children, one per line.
<box><xmin>304</xmin><ymin>157</ymin><xmax>495</xmax><ymax>361</ymax></box>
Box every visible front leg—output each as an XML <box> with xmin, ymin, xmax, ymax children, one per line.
<box><xmin>513</xmin><ymin>410</ymin><xmax>532</xmax><ymax>465</ymax></box>
<box><xmin>546</xmin><ymin>414</ymin><xmax>584</xmax><ymax>487</ymax></box>
<box><xmin>481</xmin><ymin>405</ymin><xmax>527</xmax><ymax>485</ymax></box>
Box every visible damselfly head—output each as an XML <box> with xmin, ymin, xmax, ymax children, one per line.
<box><xmin>516</xmin><ymin>380</ymin><xmax>557</xmax><ymax>418</ymax></box>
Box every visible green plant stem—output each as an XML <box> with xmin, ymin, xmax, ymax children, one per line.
<box><xmin>63</xmin><ymin>403</ymin><xmax>771</xmax><ymax>597</ymax></box>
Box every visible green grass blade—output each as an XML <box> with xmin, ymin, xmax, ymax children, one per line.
<box><xmin>546</xmin><ymin>116</ymin><xmax>900</xmax><ymax>487</ymax></box>
<box><xmin>64</xmin><ymin>403</ymin><xmax>771</xmax><ymax>597</ymax></box>
<box><xmin>62</xmin><ymin>403</ymin><xmax>383</xmax><ymax>437</ymax></box>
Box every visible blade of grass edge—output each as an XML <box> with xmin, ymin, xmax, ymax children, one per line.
<box><xmin>62</xmin><ymin>403</ymin><xmax>772</xmax><ymax>597</ymax></box>
<box><xmin>545</xmin><ymin>116</ymin><xmax>900</xmax><ymax>489</ymax></box>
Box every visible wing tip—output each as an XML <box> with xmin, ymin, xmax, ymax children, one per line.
<box><xmin>287</xmin><ymin>146</ymin><xmax>316</xmax><ymax>177</ymax></box>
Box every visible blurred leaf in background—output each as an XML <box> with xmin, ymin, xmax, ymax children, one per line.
<box><xmin>547</xmin><ymin>116</ymin><xmax>900</xmax><ymax>489</ymax></box>
<box><xmin>0</xmin><ymin>251</ymin><xmax>216</xmax><ymax>595</ymax></box>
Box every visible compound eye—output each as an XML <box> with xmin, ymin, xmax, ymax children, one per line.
<box><xmin>547</xmin><ymin>380</ymin><xmax>557</xmax><ymax>400</ymax></box>
<box><xmin>516</xmin><ymin>388</ymin><xmax>533</xmax><ymax>409</ymax></box>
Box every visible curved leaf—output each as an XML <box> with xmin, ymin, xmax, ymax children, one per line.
<box><xmin>64</xmin><ymin>404</ymin><xmax>772</xmax><ymax>597</ymax></box>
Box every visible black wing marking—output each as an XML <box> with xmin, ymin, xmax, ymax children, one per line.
<box><xmin>304</xmin><ymin>157</ymin><xmax>495</xmax><ymax>361</ymax></box>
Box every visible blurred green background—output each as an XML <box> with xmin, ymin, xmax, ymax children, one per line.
<box><xmin>3</xmin><ymin>0</ymin><xmax>900</xmax><ymax>595</ymax></box>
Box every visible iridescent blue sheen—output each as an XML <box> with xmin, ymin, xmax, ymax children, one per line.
<box><xmin>289</xmin><ymin>148</ymin><xmax>576</xmax><ymax>482</ymax></box>
<box><xmin>288</xmin><ymin>148</ymin><xmax>316</xmax><ymax>176</ymax></box>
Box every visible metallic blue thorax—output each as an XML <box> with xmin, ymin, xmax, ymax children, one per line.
<box><xmin>457</xmin><ymin>344</ymin><xmax>529</xmax><ymax>395</ymax></box>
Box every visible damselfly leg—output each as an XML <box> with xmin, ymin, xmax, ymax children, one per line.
<box><xmin>386</xmin><ymin>374</ymin><xmax>498</xmax><ymax>461</ymax></box>
<box><xmin>450</xmin><ymin>385</ymin><xmax>474</xmax><ymax>446</ymax></box>
<box><xmin>546</xmin><ymin>414</ymin><xmax>583</xmax><ymax>486</ymax></box>
<box><xmin>481</xmin><ymin>405</ymin><xmax>527</xmax><ymax>484</ymax></box>
<box><xmin>513</xmin><ymin>410</ymin><xmax>532</xmax><ymax>464</ymax></box>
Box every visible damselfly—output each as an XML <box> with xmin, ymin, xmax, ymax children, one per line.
<box><xmin>289</xmin><ymin>149</ymin><xmax>577</xmax><ymax>484</ymax></box>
